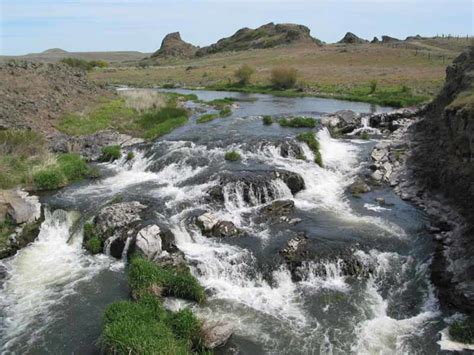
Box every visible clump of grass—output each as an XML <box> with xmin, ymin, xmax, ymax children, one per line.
<box><xmin>369</xmin><ymin>80</ymin><xmax>378</xmax><ymax>94</ymax></box>
<box><xmin>128</xmin><ymin>256</ymin><xmax>206</xmax><ymax>304</ymax></box>
<box><xmin>297</xmin><ymin>132</ymin><xmax>323</xmax><ymax>167</ymax></box>
<box><xmin>449</xmin><ymin>317</ymin><xmax>474</xmax><ymax>344</ymax></box>
<box><xmin>126</xmin><ymin>151</ymin><xmax>135</xmax><ymax>161</ymax></box>
<box><xmin>138</xmin><ymin>107</ymin><xmax>189</xmax><ymax>140</ymax></box>
<box><xmin>279</xmin><ymin>116</ymin><xmax>316</xmax><ymax>128</ymax></box>
<box><xmin>262</xmin><ymin>115</ymin><xmax>273</xmax><ymax>125</ymax></box>
<box><xmin>166</xmin><ymin>308</ymin><xmax>202</xmax><ymax>346</ymax></box>
<box><xmin>83</xmin><ymin>222</ymin><xmax>103</xmax><ymax>254</ymax></box>
<box><xmin>100</xmin><ymin>145</ymin><xmax>121</xmax><ymax>162</ymax></box>
<box><xmin>219</xmin><ymin>107</ymin><xmax>232</xmax><ymax>117</ymax></box>
<box><xmin>271</xmin><ymin>67</ymin><xmax>298</xmax><ymax>90</ymax></box>
<box><xmin>60</xmin><ymin>57</ymin><xmax>108</xmax><ymax>71</ymax></box>
<box><xmin>196</xmin><ymin>113</ymin><xmax>219</xmax><ymax>124</ymax></box>
<box><xmin>224</xmin><ymin>151</ymin><xmax>241</xmax><ymax>161</ymax></box>
<box><xmin>0</xmin><ymin>220</ymin><xmax>15</xmax><ymax>251</ymax></box>
<box><xmin>100</xmin><ymin>295</ymin><xmax>190</xmax><ymax>354</ymax></box>
<box><xmin>360</xmin><ymin>131</ymin><xmax>370</xmax><ymax>140</ymax></box>
<box><xmin>33</xmin><ymin>168</ymin><xmax>66</xmax><ymax>190</ymax></box>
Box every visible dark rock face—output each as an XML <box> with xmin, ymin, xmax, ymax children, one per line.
<box><xmin>407</xmin><ymin>46</ymin><xmax>474</xmax><ymax>312</ymax></box>
<box><xmin>196</xmin><ymin>23</ymin><xmax>321</xmax><ymax>56</ymax></box>
<box><xmin>338</xmin><ymin>32</ymin><xmax>368</xmax><ymax>44</ymax></box>
<box><xmin>260</xmin><ymin>200</ymin><xmax>295</xmax><ymax>216</ymax></box>
<box><xmin>371</xmin><ymin>37</ymin><xmax>380</xmax><ymax>44</ymax></box>
<box><xmin>151</xmin><ymin>32</ymin><xmax>197</xmax><ymax>58</ymax></box>
<box><xmin>196</xmin><ymin>212</ymin><xmax>241</xmax><ymax>238</ymax></box>
<box><xmin>381</xmin><ymin>35</ymin><xmax>401</xmax><ymax>43</ymax></box>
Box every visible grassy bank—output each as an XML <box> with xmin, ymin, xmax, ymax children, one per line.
<box><xmin>57</xmin><ymin>91</ymin><xmax>192</xmax><ymax>139</ymax></box>
<box><xmin>101</xmin><ymin>256</ymin><xmax>207</xmax><ymax>354</ymax></box>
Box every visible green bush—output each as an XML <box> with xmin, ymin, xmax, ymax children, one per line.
<box><xmin>449</xmin><ymin>317</ymin><xmax>474</xmax><ymax>344</ymax></box>
<box><xmin>60</xmin><ymin>57</ymin><xmax>108</xmax><ymax>71</ymax></box>
<box><xmin>270</xmin><ymin>67</ymin><xmax>298</xmax><ymax>90</ymax></box>
<box><xmin>224</xmin><ymin>151</ymin><xmax>241</xmax><ymax>161</ymax></box>
<box><xmin>33</xmin><ymin>168</ymin><xmax>66</xmax><ymax>190</ymax></box>
<box><xmin>196</xmin><ymin>113</ymin><xmax>219</xmax><ymax>124</ymax></box>
<box><xmin>297</xmin><ymin>132</ymin><xmax>323</xmax><ymax>167</ymax></box>
<box><xmin>234</xmin><ymin>64</ymin><xmax>255</xmax><ymax>85</ymax></box>
<box><xmin>128</xmin><ymin>256</ymin><xmax>206</xmax><ymax>303</ymax></box>
<box><xmin>279</xmin><ymin>116</ymin><xmax>315</xmax><ymax>128</ymax></box>
<box><xmin>100</xmin><ymin>145</ymin><xmax>121</xmax><ymax>162</ymax></box>
<box><xmin>262</xmin><ymin>115</ymin><xmax>273</xmax><ymax>125</ymax></box>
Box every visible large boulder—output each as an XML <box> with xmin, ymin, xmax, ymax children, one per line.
<box><xmin>0</xmin><ymin>190</ymin><xmax>41</xmax><ymax>224</ymax></box>
<box><xmin>349</xmin><ymin>177</ymin><xmax>371</xmax><ymax>195</ymax></box>
<box><xmin>320</xmin><ymin>110</ymin><xmax>360</xmax><ymax>134</ymax></box>
<box><xmin>135</xmin><ymin>225</ymin><xmax>162</xmax><ymax>260</ymax></box>
<box><xmin>260</xmin><ymin>199</ymin><xmax>295</xmax><ymax>216</ymax></box>
<box><xmin>381</xmin><ymin>35</ymin><xmax>401</xmax><ymax>43</ymax></box>
<box><xmin>196</xmin><ymin>212</ymin><xmax>241</xmax><ymax>238</ymax></box>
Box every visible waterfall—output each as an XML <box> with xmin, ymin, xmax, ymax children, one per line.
<box><xmin>0</xmin><ymin>209</ymin><xmax>112</xmax><ymax>352</ymax></box>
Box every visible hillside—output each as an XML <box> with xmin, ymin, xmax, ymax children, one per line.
<box><xmin>196</xmin><ymin>22</ymin><xmax>321</xmax><ymax>56</ymax></box>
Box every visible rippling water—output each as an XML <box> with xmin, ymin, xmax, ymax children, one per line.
<box><xmin>0</xmin><ymin>90</ymin><xmax>447</xmax><ymax>354</ymax></box>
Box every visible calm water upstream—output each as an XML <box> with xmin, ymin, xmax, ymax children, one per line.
<box><xmin>0</xmin><ymin>90</ymin><xmax>447</xmax><ymax>354</ymax></box>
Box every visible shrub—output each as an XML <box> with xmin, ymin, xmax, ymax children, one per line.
<box><xmin>449</xmin><ymin>317</ymin><xmax>474</xmax><ymax>344</ymax></box>
<box><xmin>224</xmin><ymin>151</ymin><xmax>241</xmax><ymax>161</ymax></box>
<box><xmin>100</xmin><ymin>145</ymin><xmax>121</xmax><ymax>162</ymax></box>
<box><xmin>234</xmin><ymin>64</ymin><xmax>255</xmax><ymax>86</ymax></box>
<box><xmin>196</xmin><ymin>113</ymin><xmax>219</xmax><ymax>124</ymax></box>
<box><xmin>126</xmin><ymin>152</ymin><xmax>135</xmax><ymax>161</ymax></box>
<box><xmin>270</xmin><ymin>67</ymin><xmax>298</xmax><ymax>90</ymax></box>
<box><xmin>128</xmin><ymin>256</ymin><xmax>205</xmax><ymax>303</ymax></box>
<box><xmin>297</xmin><ymin>132</ymin><xmax>323</xmax><ymax>167</ymax></box>
<box><xmin>60</xmin><ymin>57</ymin><xmax>108</xmax><ymax>71</ymax></box>
<box><xmin>33</xmin><ymin>168</ymin><xmax>66</xmax><ymax>190</ymax></box>
<box><xmin>262</xmin><ymin>115</ymin><xmax>273</xmax><ymax>125</ymax></box>
<box><xmin>279</xmin><ymin>116</ymin><xmax>315</xmax><ymax>128</ymax></box>
<box><xmin>369</xmin><ymin>80</ymin><xmax>378</xmax><ymax>94</ymax></box>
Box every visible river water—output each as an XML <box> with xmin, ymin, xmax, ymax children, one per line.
<box><xmin>0</xmin><ymin>90</ymin><xmax>448</xmax><ymax>354</ymax></box>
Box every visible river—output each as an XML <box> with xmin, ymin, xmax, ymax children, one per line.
<box><xmin>0</xmin><ymin>90</ymin><xmax>446</xmax><ymax>354</ymax></box>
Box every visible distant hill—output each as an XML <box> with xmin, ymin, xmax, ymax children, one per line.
<box><xmin>151</xmin><ymin>32</ymin><xmax>197</xmax><ymax>58</ymax></box>
<box><xmin>41</xmin><ymin>48</ymin><xmax>68</xmax><ymax>54</ymax></box>
<box><xmin>338</xmin><ymin>32</ymin><xmax>368</xmax><ymax>44</ymax></box>
<box><xmin>196</xmin><ymin>22</ymin><xmax>321</xmax><ymax>56</ymax></box>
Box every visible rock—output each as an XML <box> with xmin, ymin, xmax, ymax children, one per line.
<box><xmin>280</xmin><ymin>234</ymin><xmax>309</xmax><ymax>261</ymax></box>
<box><xmin>95</xmin><ymin>201</ymin><xmax>147</xmax><ymax>235</ymax></box>
<box><xmin>276</xmin><ymin>171</ymin><xmax>305</xmax><ymax>195</ymax></box>
<box><xmin>371</xmin><ymin>37</ymin><xmax>380</xmax><ymax>44</ymax></box>
<box><xmin>349</xmin><ymin>177</ymin><xmax>371</xmax><ymax>195</ymax></box>
<box><xmin>371</xmin><ymin>148</ymin><xmax>387</xmax><ymax>162</ymax></box>
<box><xmin>201</xmin><ymin>321</ymin><xmax>233</xmax><ymax>349</ymax></box>
<box><xmin>320</xmin><ymin>115</ymin><xmax>341</xmax><ymax>128</ymax></box>
<box><xmin>260</xmin><ymin>200</ymin><xmax>295</xmax><ymax>216</ymax></box>
<box><xmin>338</xmin><ymin>32</ymin><xmax>368</xmax><ymax>44</ymax></box>
<box><xmin>151</xmin><ymin>32</ymin><xmax>197</xmax><ymax>58</ymax></box>
<box><xmin>371</xmin><ymin>170</ymin><xmax>384</xmax><ymax>182</ymax></box>
<box><xmin>381</xmin><ymin>35</ymin><xmax>401</xmax><ymax>43</ymax></box>
<box><xmin>279</xmin><ymin>141</ymin><xmax>304</xmax><ymax>158</ymax></box>
<box><xmin>0</xmin><ymin>190</ymin><xmax>41</xmax><ymax>224</ymax></box>
<box><xmin>196</xmin><ymin>212</ymin><xmax>219</xmax><ymax>232</ymax></box>
<box><xmin>375</xmin><ymin>197</ymin><xmax>385</xmax><ymax>206</ymax></box>
<box><xmin>135</xmin><ymin>225</ymin><xmax>162</xmax><ymax>260</ymax></box>
<box><xmin>160</xmin><ymin>229</ymin><xmax>179</xmax><ymax>253</ymax></box>
<box><xmin>211</xmin><ymin>221</ymin><xmax>241</xmax><ymax>238</ymax></box>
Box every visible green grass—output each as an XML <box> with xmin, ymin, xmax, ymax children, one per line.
<box><xmin>57</xmin><ymin>99</ymin><xmax>136</xmax><ymax>136</ymax></box>
<box><xmin>224</xmin><ymin>151</ymin><xmax>241</xmax><ymax>161</ymax></box>
<box><xmin>196</xmin><ymin>113</ymin><xmax>219</xmax><ymax>123</ymax></box>
<box><xmin>279</xmin><ymin>116</ymin><xmax>316</xmax><ymax>128</ymax></box>
<box><xmin>201</xmin><ymin>97</ymin><xmax>237</xmax><ymax>109</ymax></box>
<box><xmin>0</xmin><ymin>220</ymin><xmax>15</xmax><ymax>251</ymax></box>
<box><xmin>101</xmin><ymin>295</ymin><xmax>192</xmax><ymax>354</ymax></box>
<box><xmin>449</xmin><ymin>317</ymin><xmax>474</xmax><ymax>344</ymax></box>
<box><xmin>83</xmin><ymin>222</ymin><xmax>103</xmax><ymax>254</ymax></box>
<box><xmin>128</xmin><ymin>256</ymin><xmax>206</xmax><ymax>303</ymax></box>
<box><xmin>99</xmin><ymin>145</ymin><xmax>122</xmax><ymax>162</ymax></box>
<box><xmin>126</xmin><ymin>151</ymin><xmax>135</xmax><ymax>161</ymax></box>
<box><xmin>297</xmin><ymin>132</ymin><xmax>323</xmax><ymax>167</ymax></box>
<box><xmin>219</xmin><ymin>107</ymin><xmax>232</xmax><ymax>117</ymax></box>
<box><xmin>32</xmin><ymin>153</ymin><xmax>93</xmax><ymax>190</ymax></box>
<box><xmin>360</xmin><ymin>131</ymin><xmax>370</xmax><ymax>140</ymax></box>
<box><xmin>262</xmin><ymin>115</ymin><xmax>273</xmax><ymax>125</ymax></box>
<box><xmin>138</xmin><ymin>107</ymin><xmax>189</xmax><ymax>140</ymax></box>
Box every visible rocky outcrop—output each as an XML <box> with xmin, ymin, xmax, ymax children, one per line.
<box><xmin>381</xmin><ymin>35</ymin><xmax>401</xmax><ymax>43</ymax></box>
<box><xmin>405</xmin><ymin>46</ymin><xmax>474</xmax><ymax>312</ymax></box>
<box><xmin>151</xmin><ymin>32</ymin><xmax>197</xmax><ymax>59</ymax></box>
<box><xmin>320</xmin><ymin>110</ymin><xmax>361</xmax><ymax>134</ymax></box>
<box><xmin>371</xmin><ymin>37</ymin><xmax>380</xmax><ymax>44</ymax></box>
<box><xmin>196</xmin><ymin>23</ymin><xmax>321</xmax><ymax>56</ymax></box>
<box><xmin>338</xmin><ymin>32</ymin><xmax>368</xmax><ymax>44</ymax></box>
<box><xmin>0</xmin><ymin>61</ymin><xmax>108</xmax><ymax>134</ymax></box>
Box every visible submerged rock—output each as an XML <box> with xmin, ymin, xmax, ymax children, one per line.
<box><xmin>201</xmin><ymin>320</ymin><xmax>233</xmax><ymax>349</ymax></box>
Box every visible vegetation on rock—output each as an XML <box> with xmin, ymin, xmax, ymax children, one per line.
<box><xmin>297</xmin><ymin>132</ymin><xmax>323</xmax><ymax>167</ymax></box>
<box><xmin>449</xmin><ymin>317</ymin><xmax>474</xmax><ymax>344</ymax></box>
<box><xmin>262</xmin><ymin>115</ymin><xmax>273</xmax><ymax>125</ymax></box>
<box><xmin>279</xmin><ymin>116</ymin><xmax>315</xmax><ymax>128</ymax></box>
<box><xmin>99</xmin><ymin>145</ymin><xmax>122</xmax><ymax>162</ymax></box>
<box><xmin>224</xmin><ymin>151</ymin><xmax>241</xmax><ymax>161</ymax></box>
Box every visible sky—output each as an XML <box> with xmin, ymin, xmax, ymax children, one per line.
<box><xmin>1</xmin><ymin>0</ymin><xmax>472</xmax><ymax>55</ymax></box>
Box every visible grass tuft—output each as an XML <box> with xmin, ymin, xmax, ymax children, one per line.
<box><xmin>449</xmin><ymin>317</ymin><xmax>474</xmax><ymax>344</ymax></box>
<box><xmin>224</xmin><ymin>151</ymin><xmax>241</xmax><ymax>161</ymax></box>
<box><xmin>262</xmin><ymin>115</ymin><xmax>273</xmax><ymax>125</ymax></box>
<box><xmin>100</xmin><ymin>145</ymin><xmax>121</xmax><ymax>162</ymax></box>
<box><xmin>297</xmin><ymin>132</ymin><xmax>323</xmax><ymax>167</ymax></box>
<box><xmin>279</xmin><ymin>116</ymin><xmax>316</xmax><ymax>128</ymax></box>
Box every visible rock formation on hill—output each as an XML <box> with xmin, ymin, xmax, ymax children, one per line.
<box><xmin>338</xmin><ymin>32</ymin><xmax>368</xmax><ymax>44</ymax></box>
<box><xmin>196</xmin><ymin>22</ymin><xmax>321</xmax><ymax>56</ymax></box>
<box><xmin>408</xmin><ymin>46</ymin><xmax>474</xmax><ymax>312</ymax></box>
<box><xmin>381</xmin><ymin>35</ymin><xmax>401</xmax><ymax>43</ymax></box>
<box><xmin>371</xmin><ymin>37</ymin><xmax>380</xmax><ymax>44</ymax></box>
<box><xmin>151</xmin><ymin>32</ymin><xmax>197</xmax><ymax>58</ymax></box>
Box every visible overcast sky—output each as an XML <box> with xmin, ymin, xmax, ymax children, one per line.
<box><xmin>1</xmin><ymin>0</ymin><xmax>472</xmax><ymax>55</ymax></box>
